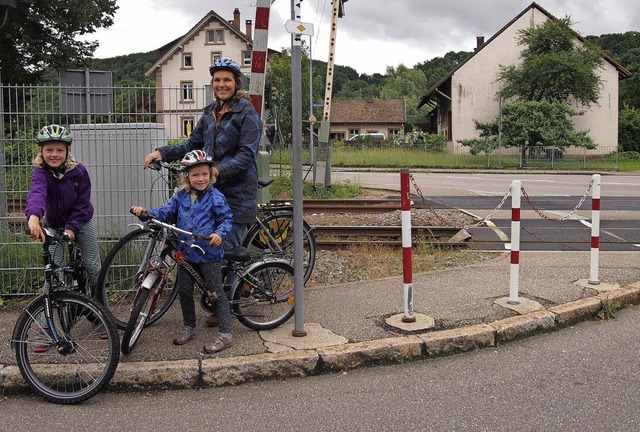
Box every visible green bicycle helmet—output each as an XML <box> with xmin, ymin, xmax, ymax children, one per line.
<box><xmin>36</xmin><ymin>124</ymin><xmax>73</xmax><ymax>146</ymax></box>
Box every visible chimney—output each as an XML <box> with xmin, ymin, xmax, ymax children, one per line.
<box><xmin>476</xmin><ymin>36</ymin><xmax>485</xmax><ymax>51</ymax></box>
<box><xmin>245</xmin><ymin>19</ymin><xmax>252</xmax><ymax>40</ymax></box>
<box><xmin>233</xmin><ymin>8</ymin><xmax>240</xmax><ymax>32</ymax></box>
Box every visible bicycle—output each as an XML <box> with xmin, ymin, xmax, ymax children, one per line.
<box><xmin>100</xmin><ymin>212</ymin><xmax>296</xmax><ymax>354</ymax></box>
<box><xmin>147</xmin><ymin>160</ymin><xmax>316</xmax><ymax>283</ymax></box>
<box><xmin>10</xmin><ymin>227</ymin><xmax>120</xmax><ymax>404</ymax></box>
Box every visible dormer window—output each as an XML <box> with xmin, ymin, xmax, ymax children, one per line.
<box><xmin>182</xmin><ymin>52</ymin><xmax>193</xmax><ymax>69</ymax></box>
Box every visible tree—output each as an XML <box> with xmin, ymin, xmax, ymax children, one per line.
<box><xmin>619</xmin><ymin>108</ymin><xmax>640</xmax><ymax>153</ymax></box>
<box><xmin>0</xmin><ymin>0</ymin><xmax>118</xmax><ymax>85</ymax></box>
<box><xmin>497</xmin><ymin>17</ymin><xmax>604</xmax><ymax>106</ymax></box>
<box><xmin>379</xmin><ymin>64</ymin><xmax>426</xmax><ymax>116</ymax></box>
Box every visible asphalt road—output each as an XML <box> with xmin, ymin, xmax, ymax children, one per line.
<box><xmin>3</xmin><ymin>303</ymin><xmax>640</xmax><ymax>431</ymax></box>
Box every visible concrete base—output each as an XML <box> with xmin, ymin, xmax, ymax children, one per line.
<box><xmin>259</xmin><ymin>322</ymin><xmax>348</xmax><ymax>352</ymax></box>
<box><xmin>385</xmin><ymin>313</ymin><xmax>435</xmax><ymax>331</ymax></box>
<box><xmin>494</xmin><ymin>296</ymin><xmax>544</xmax><ymax>314</ymax></box>
<box><xmin>575</xmin><ymin>278</ymin><xmax>620</xmax><ymax>292</ymax></box>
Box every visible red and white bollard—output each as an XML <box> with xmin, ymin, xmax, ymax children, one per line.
<box><xmin>508</xmin><ymin>180</ymin><xmax>521</xmax><ymax>304</ymax></box>
<box><xmin>400</xmin><ymin>169</ymin><xmax>415</xmax><ymax>322</ymax></box>
<box><xmin>589</xmin><ymin>174</ymin><xmax>601</xmax><ymax>285</ymax></box>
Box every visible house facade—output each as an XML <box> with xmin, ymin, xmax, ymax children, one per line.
<box><xmin>418</xmin><ymin>2</ymin><xmax>632</xmax><ymax>153</ymax></box>
<box><xmin>145</xmin><ymin>9</ymin><xmax>254</xmax><ymax>138</ymax></box>
<box><xmin>328</xmin><ymin>98</ymin><xmax>406</xmax><ymax>141</ymax></box>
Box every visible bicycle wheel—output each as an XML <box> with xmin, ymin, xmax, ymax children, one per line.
<box><xmin>231</xmin><ymin>259</ymin><xmax>295</xmax><ymax>331</ymax></box>
<box><xmin>12</xmin><ymin>291</ymin><xmax>120</xmax><ymax>404</ymax></box>
<box><xmin>97</xmin><ymin>228</ymin><xmax>178</xmax><ymax>329</ymax></box>
<box><xmin>121</xmin><ymin>287</ymin><xmax>153</xmax><ymax>355</ymax></box>
<box><xmin>243</xmin><ymin>213</ymin><xmax>316</xmax><ymax>283</ymax></box>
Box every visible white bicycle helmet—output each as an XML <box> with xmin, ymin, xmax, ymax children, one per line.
<box><xmin>180</xmin><ymin>149</ymin><xmax>214</xmax><ymax>171</ymax></box>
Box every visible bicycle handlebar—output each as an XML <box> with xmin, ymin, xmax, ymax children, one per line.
<box><xmin>129</xmin><ymin>209</ymin><xmax>210</xmax><ymax>242</ymax></box>
<box><xmin>148</xmin><ymin>159</ymin><xmax>181</xmax><ymax>174</ymax></box>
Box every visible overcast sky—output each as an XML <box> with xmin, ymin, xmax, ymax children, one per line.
<box><xmin>83</xmin><ymin>0</ymin><xmax>639</xmax><ymax>75</ymax></box>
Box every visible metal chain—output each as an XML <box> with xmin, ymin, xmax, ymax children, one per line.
<box><xmin>409</xmin><ymin>173</ymin><xmax>512</xmax><ymax>229</ymax></box>
<box><xmin>520</xmin><ymin>177</ymin><xmax>593</xmax><ymax>222</ymax></box>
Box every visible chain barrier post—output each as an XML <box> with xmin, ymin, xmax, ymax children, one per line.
<box><xmin>400</xmin><ymin>169</ymin><xmax>415</xmax><ymax>322</ymax></box>
<box><xmin>588</xmin><ymin>174</ymin><xmax>601</xmax><ymax>285</ymax></box>
<box><xmin>508</xmin><ymin>180</ymin><xmax>521</xmax><ymax>305</ymax></box>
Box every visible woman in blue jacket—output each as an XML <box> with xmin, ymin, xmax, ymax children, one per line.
<box><xmin>143</xmin><ymin>57</ymin><xmax>262</xmax><ymax>326</ymax></box>
<box><xmin>132</xmin><ymin>150</ymin><xmax>235</xmax><ymax>353</ymax></box>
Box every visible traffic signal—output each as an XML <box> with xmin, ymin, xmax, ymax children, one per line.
<box><xmin>264</xmin><ymin>84</ymin><xmax>277</xmax><ymax>110</ymax></box>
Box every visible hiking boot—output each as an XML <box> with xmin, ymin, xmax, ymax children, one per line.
<box><xmin>206</xmin><ymin>313</ymin><xmax>219</xmax><ymax>327</ymax></box>
<box><xmin>172</xmin><ymin>325</ymin><xmax>197</xmax><ymax>345</ymax></box>
<box><xmin>33</xmin><ymin>326</ymin><xmax>52</xmax><ymax>353</ymax></box>
<box><xmin>203</xmin><ymin>333</ymin><xmax>233</xmax><ymax>354</ymax></box>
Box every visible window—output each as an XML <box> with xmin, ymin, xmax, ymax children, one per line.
<box><xmin>181</xmin><ymin>81</ymin><xmax>193</xmax><ymax>102</ymax></box>
<box><xmin>349</xmin><ymin>129</ymin><xmax>360</xmax><ymax>138</ymax></box>
<box><xmin>388</xmin><ymin>129</ymin><xmax>400</xmax><ymax>137</ymax></box>
<box><xmin>206</xmin><ymin>29</ymin><xmax>225</xmax><ymax>44</ymax></box>
<box><xmin>242</xmin><ymin>51</ymin><xmax>252</xmax><ymax>67</ymax></box>
<box><xmin>182</xmin><ymin>52</ymin><xmax>193</xmax><ymax>69</ymax></box>
<box><xmin>211</xmin><ymin>52</ymin><xmax>222</xmax><ymax>65</ymax></box>
<box><xmin>182</xmin><ymin>116</ymin><xmax>195</xmax><ymax>137</ymax></box>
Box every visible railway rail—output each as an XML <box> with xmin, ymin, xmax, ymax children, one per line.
<box><xmin>312</xmin><ymin>225</ymin><xmax>470</xmax><ymax>249</ymax></box>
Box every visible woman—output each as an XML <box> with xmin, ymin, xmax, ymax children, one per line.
<box><xmin>143</xmin><ymin>57</ymin><xmax>262</xmax><ymax>326</ymax></box>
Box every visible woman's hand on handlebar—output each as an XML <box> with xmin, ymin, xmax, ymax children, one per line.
<box><xmin>130</xmin><ymin>206</ymin><xmax>149</xmax><ymax>219</ymax></box>
<box><xmin>143</xmin><ymin>150</ymin><xmax>162</xmax><ymax>169</ymax></box>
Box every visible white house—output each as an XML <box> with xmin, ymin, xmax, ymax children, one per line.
<box><xmin>145</xmin><ymin>8</ymin><xmax>254</xmax><ymax>138</ymax></box>
<box><xmin>418</xmin><ymin>2</ymin><xmax>632</xmax><ymax>153</ymax></box>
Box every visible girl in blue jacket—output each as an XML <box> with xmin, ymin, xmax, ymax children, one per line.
<box><xmin>131</xmin><ymin>150</ymin><xmax>235</xmax><ymax>353</ymax></box>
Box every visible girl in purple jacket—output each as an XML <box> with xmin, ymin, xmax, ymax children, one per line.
<box><xmin>25</xmin><ymin>124</ymin><xmax>101</xmax><ymax>290</ymax></box>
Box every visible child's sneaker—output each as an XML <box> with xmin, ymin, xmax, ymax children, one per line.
<box><xmin>203</xmin><ymin>333</ymin><xmax>233</xmax><ymax>354</ymax></box>
<box><xmin>32</xmin><ymin>326</ymin><xmax>52</xmax><ymax>353</ymax></box>
<box><xmin>173</xmin><ymin>325</ymin><xmax>197</xmax><ymax>345</ymax></box>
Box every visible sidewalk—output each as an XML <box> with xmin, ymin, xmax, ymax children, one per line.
<box><xmin>1</xmin><ymin>250</ymin><xmax>639</xmax><ymax>392</ymax></box>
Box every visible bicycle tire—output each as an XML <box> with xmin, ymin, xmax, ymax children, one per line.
<box><xmin>12</xmin><ymin>291</ymin><xmax>120</xmax><ymax>404</ymax></box>
<box><xmin>231</xmin><ymin>259</ymin><xmax>295</xmax><ymax>330</ymax></box>
<box><xmin>97</xmin><ymin>228</ymin><xmax>178</xmax><ymax>329</ymax></box>
<box><xmin>242</xmin><ymin>213</ymin><xmax>316</xmax><ymax>283</ymax></box>
<box><xmin>121</xmin><ymin>287</ymin><xmax>153</xmax><ymax>355</ymax></box>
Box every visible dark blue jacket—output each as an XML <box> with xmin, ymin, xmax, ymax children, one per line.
<box><xmin>158</xmin><ymin>97</ymin><xmax>261</xmax><ymax>224</ymax></box>
<box><xmin>25</xmin><ymin>163</ymin><xmax>94</xmax><ymax>233</ymax></box>
<box><xmin>148</xmin><ymin>186</ymin><xmax>233</xmax><ymax>263</ymax></box>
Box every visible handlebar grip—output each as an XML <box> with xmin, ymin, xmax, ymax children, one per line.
<box><xmin>130</xmin><ymin>208</ymin><xmax>152</xmax><ymax>222</ymax></box>
<box><xmin>149</xmin><ymin>160</ymin><xmax>161</xmax><ymax>171</ymax></box>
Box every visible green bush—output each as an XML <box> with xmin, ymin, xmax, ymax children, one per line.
<box><xmin>393</xmin><ymin>129</ymin><xmax>446</xmax><ymax>152</ymax></box>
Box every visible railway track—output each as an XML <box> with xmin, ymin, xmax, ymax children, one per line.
<box><xmin>272</xmin><ymin>199</ymin><xmax>402</xmax><ymax>213</ymax></box>
<box><xmin>312</xmin><ymin>225</ymin><xmax>470</xmax><ymax>249</ymax></box>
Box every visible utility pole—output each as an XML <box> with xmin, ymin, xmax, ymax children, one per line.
<box><xmin>313</xmin><ymin>0</ymin><xmax>347</xmax><ymax>188</ymax></box>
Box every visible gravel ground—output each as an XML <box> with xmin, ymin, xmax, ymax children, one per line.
<box><xmin>304</xmin><ymin>189</ymin><xmax>498</xmax><ymax>288</ymax></box>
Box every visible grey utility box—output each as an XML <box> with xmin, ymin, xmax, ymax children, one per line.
<box><xmin>70</xmin><ymin>123</ymin><xmax>170</xmax><ymax>238</ymax></box>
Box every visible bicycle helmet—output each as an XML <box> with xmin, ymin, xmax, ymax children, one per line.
<box><xmin>209</xmin><ymin>57</ymin><xmax>242</xmax><ymax>79</ymax></box>
<box><xmin>180</xmin><ymin>149</ymin><xmax>214</xmax><ymax>171</ymax></box>
<box><xmin>36</xmin><ymin>124</ymin><xmax>73</xmax><ymax>146</ymax></box>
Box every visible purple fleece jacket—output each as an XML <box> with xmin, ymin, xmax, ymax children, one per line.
<box><xmin>24</xmin><ymin>163</ymin><xmax>94</xmax><ymax>233</ymax></box>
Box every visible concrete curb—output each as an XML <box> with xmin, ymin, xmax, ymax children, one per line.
<box><xmin>3</xmin><ymin>286</ymin><xmax>639</xmax><ymax>394</ymax></box>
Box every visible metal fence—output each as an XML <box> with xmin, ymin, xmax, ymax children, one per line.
<box><xmin>0</xmin><ymin>83</ymin><xmax>213</xmax><ymax>296</ymax></box>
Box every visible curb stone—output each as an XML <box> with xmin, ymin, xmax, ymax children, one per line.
<box><xmin>3</xmin><ymin>285</ymin><xmax>640</xmax><ymax>393</ymax></box>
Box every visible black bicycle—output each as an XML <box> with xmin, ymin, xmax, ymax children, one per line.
<box><xmin>98</xmin><ymin>213</ymin><xmax>296</xmax><ymax>354</ymax></box>
<box><xmin>11</xmin><ymin>227</ymin><xmax>120</xmax><ymax>404</ymax></box>
<box><xmin>147</xmin><ymin>160</ymin><xmax>316</xmax><ymax>282</ymax></box>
